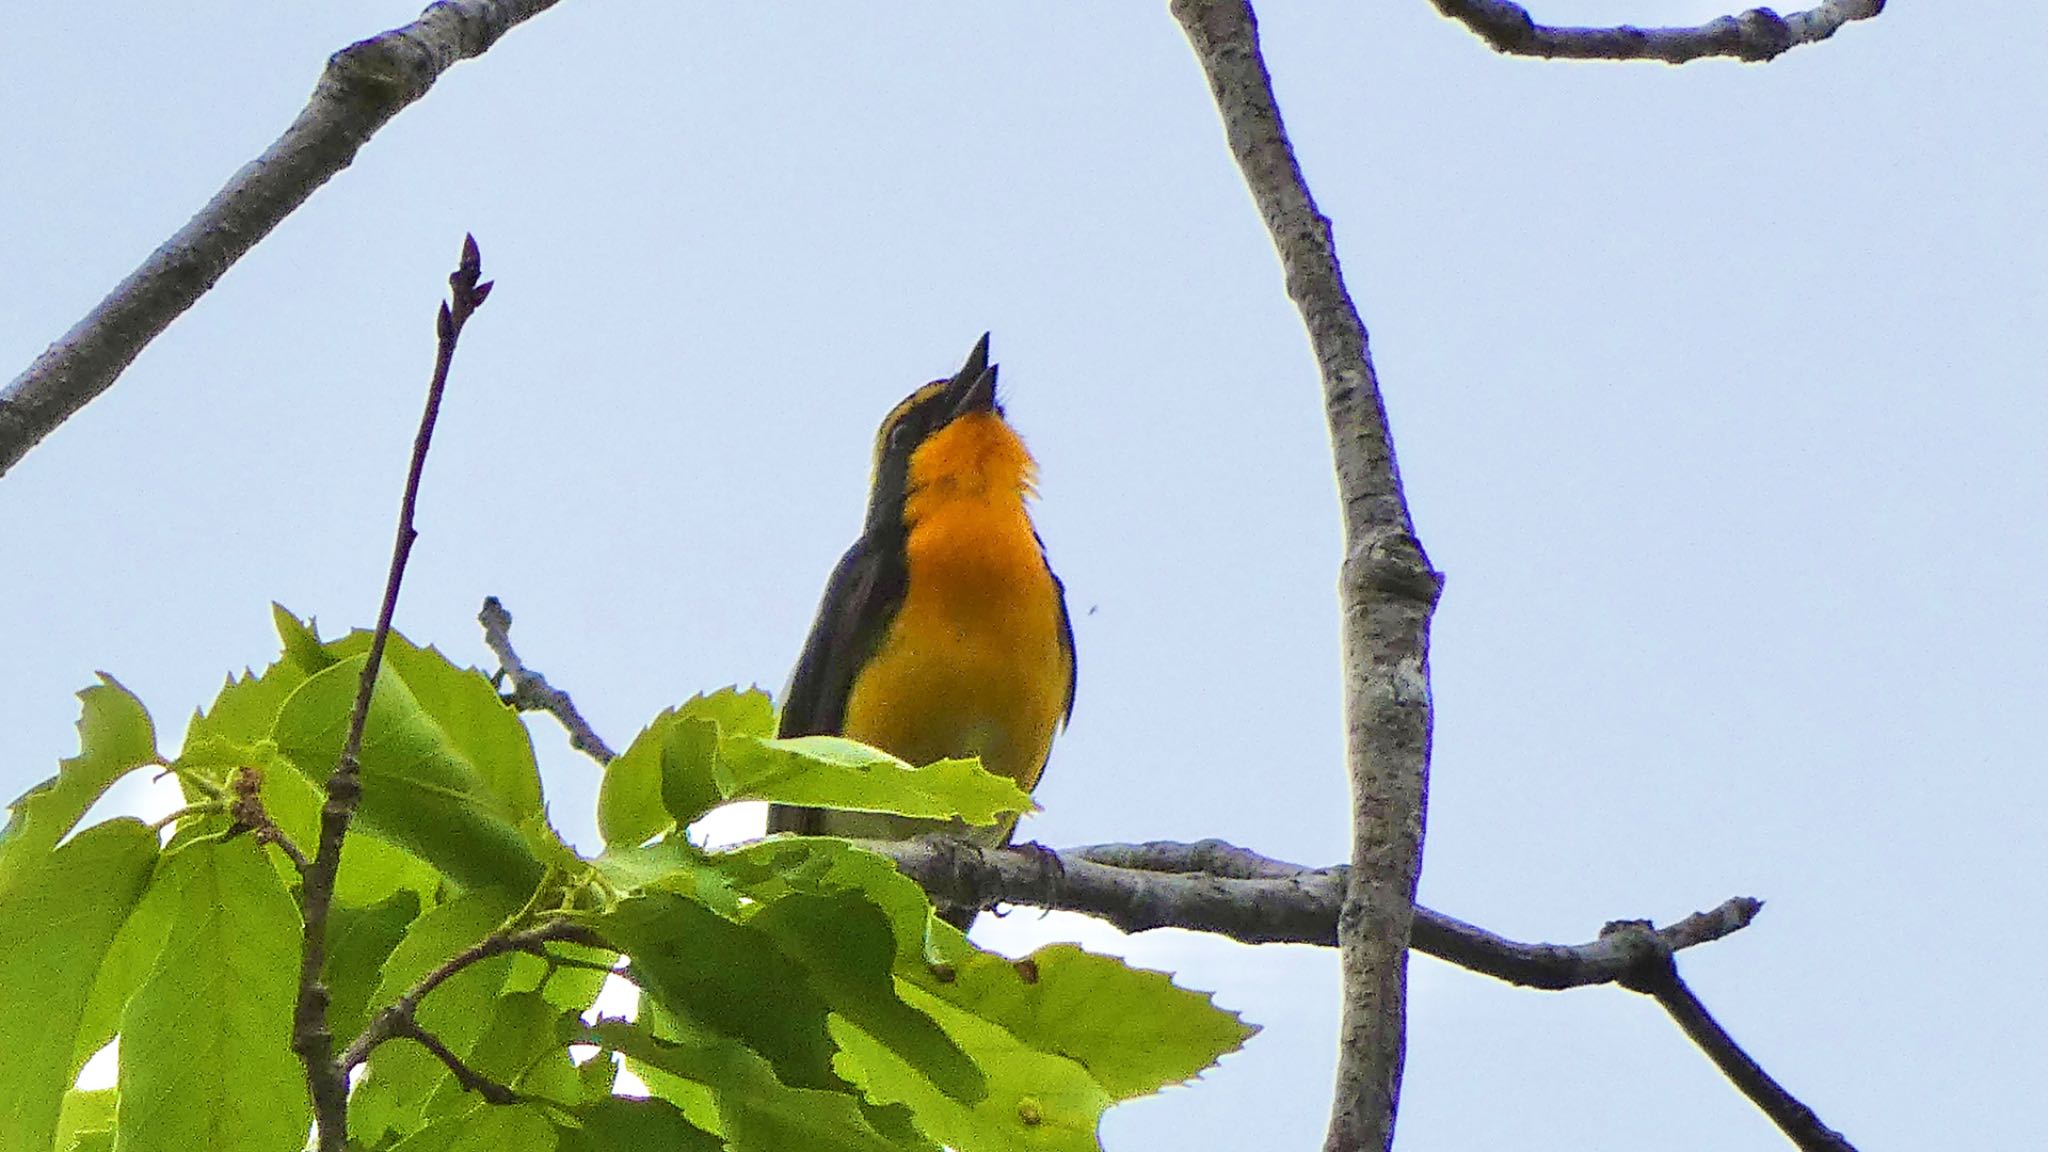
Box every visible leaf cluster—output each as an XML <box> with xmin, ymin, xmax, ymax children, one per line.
<box><xmin>0</xmin><ymin>607</ymin><xmax>1253</xmax><ymax>1152</ymax></box>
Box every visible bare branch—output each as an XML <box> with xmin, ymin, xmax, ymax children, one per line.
<box><xmin>864</xmin><ymin>837</ymin><xmax>1853</xmax><ymax>1146</ymax></box>
<box><xmin>479</xmin><ymin>596</ymin><xmax>618</xmax><ymax>765</ymax></box>
<box><xmin>0</xmin><ymin>0</ymin><xmax>559</xmax><ymax>478</ymax></box>
<box><xmin>858</xmin><ymin>839</ymin><xmax>1757</xmax><ymax>984</ymax></box>
<box><xmin>1170</xmin><ymin>4</ymin><xmax>1439</xmax><ymax>1149</ymax></box>
<box><xmin>295</xmin><ymin>237</ymin><xmax>492</xmax><ymax>1152</ymax></box>
<box><xmin>1430</xmin><ymin>0</ymin><xmax>1884</xmax><ymax>64</ymax></box>
<box><xmin>1617</xmin><ymin>924</ymin><xmax>1860</xmax><ymax>1151</ymax></box>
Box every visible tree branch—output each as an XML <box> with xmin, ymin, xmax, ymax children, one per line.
<box><xmin>295</xmin><ymin>237</ymin><xmax>492</xmax><ymax>1152</ymax></box>
<box><xmin>340</xmin><ymin>918</ymin><xmax>604</xmax><ymax>1073</ymax></box>
<box><xmin>0</xmin><ymin>0</ymin><xmax>558</xmax><ymax>478</ymax></box>
<box><xmin>478</xmin><ymin>596</ymin><xmax>618</xmax><ymax>765</ymax></box>
<box><xmin>859</xmin><ymin>839</ymin><xmax>1757</xmax><ymax>984</ymax></box>
<box><xmin>1619</xmin><ymin>924</ymin><xmax>1859</xmax><ymax>1151</ymax></box>
<box><xmin>1429</xmin><ymin>0</ymin><xmax>1884</xmax><ymax>64</ymax></box>
<box><xmin>1171</xmin><ymin>4</ymin><xmax>1440</xmax><ymax>1149</ymax></box>
<box><xmin>863</xmin><ymin>837</ymin><xmax>1855</xmax><ymax>1149</ymax></box>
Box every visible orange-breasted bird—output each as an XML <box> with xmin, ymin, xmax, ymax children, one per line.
<box><xmin>767</xmin><ymin>335</ymin><xmax>1074</xmax><ymax>923</ymax></box>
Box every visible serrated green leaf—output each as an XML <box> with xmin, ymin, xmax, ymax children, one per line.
<box><xmin>0</xmin><ymin>677</ymin><xmax>157</xmax><ymax>890</ymax></box>
<box><xmin>0</xmin><ymin>820</ymin><xmax>156</xmax><ymax>1152</ymax></box>
<box><xmin>748</xmin><ymin>892</ymin><xmax>984</xmax><ymax>1102</ymax></box>
<box><xmin>114</xmin><ymin>837</ymin><xmax>308</xmax><ymax>1152</ymax></box>
<box><xmin>559</xmin><ymin>1096</ymin><xmax>722</xmax><ymax>1152</ymax></box>
<box><xmin>602</xmin><ymin>893</ymin><xmax>839</xmax><ymax>1090</ymax></box>
<box><xmin>933</xmin><ymin>944</ymin><xmax>1255</xmax><ymax>1101</ymax></box>
<box><xmin>272</xmin><ymin>656</ymin><xmax>545</xmax><ymax>895</ymax></box>
<box><xmin>54</xmin><ymin>1088</ymin><xmax>117</xmax><ymax>1152</ymax></box>
<box><xmin>387</xmin><ymin>1101</ymin><xmax>557</xmax><ymax>1152</ymax></box>
<box><xmin>722</xmin><ymin>735</ymin><xmax>1030</xmax><ymax>825</ymax></box>
<box><xmin>599</xmin><ymin>688</ymin><xmax>772</xmax><ymax>848</ymax></box>
<box><xmin>327</xmin><ymin>890</ymin><xmax>423</xmax><ymax>1043</ymax></box>
<box><xmin>833</xmin><ymin>994</ymin><xmax>1112</xmax><ymax>1152</ymax></box>
<box><xmin>274</xmin><ymin>602</ymin><xmax>342</xmax><ymax>673</ymax></box>
<box><xmin>589</xmin><ymin>1020</ymin><xmax>912</xmax><ymax>1152</ymax></box>
<box><xmin>379</xmin><ymin>635</ymin><xmax>544</xmax><ymax>822</ymax></box>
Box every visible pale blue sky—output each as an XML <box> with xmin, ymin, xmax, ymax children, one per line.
<box><xmin>4</xmin><ymin>3</ymin><xmax>2043</xmax><ymax>1148</ymax></box>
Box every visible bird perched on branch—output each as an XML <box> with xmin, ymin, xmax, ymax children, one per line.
<box><xmin>767</xmin><ymin>334</ymin><xmax>1075</xmax><ymax>926</ymax></box>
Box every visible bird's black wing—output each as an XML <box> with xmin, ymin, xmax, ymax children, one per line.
<box><xmin>766</xmin><ymin>533</ymin><xmax>908</xmax><ymax>835</ymax></box>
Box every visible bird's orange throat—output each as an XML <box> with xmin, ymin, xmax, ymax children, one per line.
<box><xmin>901</xmin><ymin>411</ymin><xmax>1044</xmax><ymax>573</ymax></box>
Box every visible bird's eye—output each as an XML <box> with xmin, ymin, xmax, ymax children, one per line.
<box><xmin>888</xmin><ymin>419</ymin><xmax>914</xmax><ymax>450</ymax></box>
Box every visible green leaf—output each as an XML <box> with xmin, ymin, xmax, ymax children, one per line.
<box><xmin>601</xmin><ymin>893</ymin><xmax>838</xmax><ymax>1090</ymax></box>
<box><xmin>748</xmin><ymin>892</ymin><xmax>984</xmax><ymax>1102</ymax></box>
<box><xmin>54</xmin><ymin>1088</ymin><xmax>117</xmax><ymax>1152</ymax></box>
<box><xmin>592</xmin><ymin>838</ymin><xmax>743</xmax><ymax>915</ymax></box>
<box><xmin>272</xmin><ymin>655</ymin><xmax>545</xmax><ymax>895</ymax></box>
<box><xmin>559</xmin><ymin>1096</ymin><xmax>722</xmax><ymax>1152</ymax></box>
<box><xmin>589</xmin><ymin>1020</ymin><xmax>913</xmax><ymax>1152</ymax></box>
<box><xmin>115</xmin><ymin>837</ymin><xmax>309</xmax><ymax>1152</ymax></box>
<box><xmin>274</xmin><ymin>602</ymin><xmax>342</xmax><ymax>673</ymax></box>
<box><xmin>386</xmin><ymin>1102</ymin><xmax>557</xmax><ymax>1152</ymax></box>
<box><xmin>930</xmin><ymin>944</ymin><xmax>1255</xmax><ymax>1101</ymax></box>
<box><xmin>715</xmin><ymin>838</ymin><xmax>939</xmax><ymax>969</ymax></box>
<box><xmin>0</xmin><ymin>820</ymin><xmax>156</xmax><ymax>1152</ymax></box>
<box><xmin>833</xmin><ymin>995</ymin><xmax>1112</xmax><ymax>1152</ymax></box>
<box><xmin>722</xmin><ymin>735</ymin><xmax>1029</xmax><ymax>825</ymax></box>
<box><xmin>599</xmin><ymin>688</ymin><xmax>773</xmax><ymax>848</ymax></box>
<box><xmin>326</xmin><ymin>890</ymin><xmax>424</xmax><ymax>1044</ymax></box>
<box><xmin>379</xmin><ymin>635</ymin><xmax>545</xmax><ymax>822</ymax></box>
<box><xmin>0</xmin><ymin>677</ymin><xmax>157</xmax><ymax>890</ymax></box>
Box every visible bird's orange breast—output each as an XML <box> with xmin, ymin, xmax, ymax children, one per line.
<box><xmin>838</xmin><ymin>411</ymin><xmax>1071</xmax><ymax>838</ymax></box>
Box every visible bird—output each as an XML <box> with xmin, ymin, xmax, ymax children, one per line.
<box><xmin>767</xmin><ymin>334</ymin><xmax>1075</xmax><ymax>927</ymax></box>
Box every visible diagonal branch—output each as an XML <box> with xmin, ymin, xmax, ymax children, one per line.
<box><xmin>0</xmin><ymin>0</ymin><xmax>560</xmax><ymax>478</ymax></box>
<box><xmin>859</xmin><ymin>838</ymin><xmax>1757</xmax><ymax>984</ymax></box>
<box><xmin>861</xmin><ymin>837</ymin><xmax>1857</xmax><ymax>1149</ymax></box>
<box><xmin>1617</xmin><ymin>924</ymin><xmax>1860</xmax><ymax>1151</ymax></box>
<box><xmin>478</xmin><ymin>595</ymin><xmax>618</xmax><ymax>765</ymax></box>
<box><xmin>1171</xmin><ymin>4</ymin><xmax>1440</xmax><ymax>1150</ymax></box>
<box><xmin>1429</xmin><ymin>0</ymin><xmax>1885</xmax><ymax>64</ymax></box>
<box><xmin>294</xmin><ymin>237</ymin><xmax>492</xmax><ymax>1152</ymax></box>
<box><xmin>340</xmin><ymin>918</ymin><xmax>605</xmax><ymax>1073</ymax></box>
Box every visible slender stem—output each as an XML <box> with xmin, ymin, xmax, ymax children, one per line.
<box><xmin>295</xmin><ymin>237</ymin><xmax>492</xmax><ymax>1152</ymax></box>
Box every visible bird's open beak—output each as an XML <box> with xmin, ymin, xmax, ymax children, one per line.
<box><xmin>946</xmin><ymin>332</ymin><xmax>998</xmax><ymax>418</ymax></box>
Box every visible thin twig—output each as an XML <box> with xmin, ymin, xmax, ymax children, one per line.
<box><xmin>478</xmin><ymin>596</ymin><xmax>617</xmax><ymax>764</ymax></box>
<box><xmin>1170</xmin><ymin>4</ymin><xmax>1439</xmax><ymax>1149</ymax></box>
<box><xmin>1429</xmin><ymin>0</ymin><xmax>1884</xmax><ymax>64</ymax></box>
<box><xmin>1615</xmin><ymin>925</ymin><xmax>1859</xmax><ymax>1151</ymax></box>
<box><xmin>295</xmin><ymin>236</ymin><xmax>493</xmax><ymax>1152</ymax></box>
<box><xmin>0</xmin><ymin>0</ymin><xmax>559</xmax><ymax>478</ymax></box>
<box><xmin>389</xmin><ymin>1019</ymin><xmax>523</xmax><ymax>1106</ymax></box>
<box><xmin>340</xmin><ymin>918</ymin><xmax>603</xmax><ymax>1073</ymax></box>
